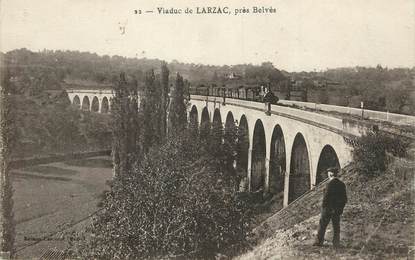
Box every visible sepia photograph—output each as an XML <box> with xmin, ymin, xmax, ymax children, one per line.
<box><xmin>0</xmin><ymin>0</ymin><xmax>414</xmax><ymax>259</ymax></box>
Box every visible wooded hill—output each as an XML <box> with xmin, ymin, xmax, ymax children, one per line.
<box><xmin>1</xmin><ymin>48</ymin><xmax>414</xmax><ymax>114</ymax></box>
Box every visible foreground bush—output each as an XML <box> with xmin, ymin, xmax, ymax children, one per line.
<box><xmin>352</xmin><ymin>131</ymin><xmax>410</xmax><ymax>176</ymax></box>
<box><xmin>68</xmin><ymin>129</ymin><xmax>252</xmax><ymax>259</ymax></box>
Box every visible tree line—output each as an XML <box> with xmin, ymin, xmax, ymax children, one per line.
<box><xmin>4</xmin><ymin>48</ymin><xmax>412</xmax><ymax>114</ymax></box>
<box><xmin>1</xmin><ymin>49</ymin><xmax>285</xmax><ymax>95</ymax></box>
<box><xmin>290</xmin><ymin>65</ymin><xmax>415</xmax><ymax>114</ymax></box>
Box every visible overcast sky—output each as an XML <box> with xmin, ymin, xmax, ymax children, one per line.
<box><xmin>1</xmin><ymin>0</ymin><xmax>414</xmax><ymax>71</ymax></box>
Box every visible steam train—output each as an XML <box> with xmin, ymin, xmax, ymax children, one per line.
<box><xmin>188</xmin><ymin>84</ymin><xmax>267</xmax><ymax>102</ymax></box>
<box><xmin>188</xmin><ymin>83</ymin><xmax>307</xmax><ymax>102</ymax></box>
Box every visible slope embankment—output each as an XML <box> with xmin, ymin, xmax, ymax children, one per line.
<box><xmin>237</xmin><ymin>154</ymin><xmax>415</xmax><ymax>259</ymax></box>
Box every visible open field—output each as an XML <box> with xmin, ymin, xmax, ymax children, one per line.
<box><xmin>12</xmin><ymin>156</ymin><xmax>113</xmax><ymax>259</ymax></box>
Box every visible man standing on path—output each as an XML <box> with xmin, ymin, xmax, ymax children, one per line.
<box><xmin>313</xmin><ymin>168</ymin><xmax>347</xmax><ymax>247</ymax></box>
<box><xmin>263</xmin><ymin>87</ymin><xmax>278</xmax><ymax>115</ymax></box>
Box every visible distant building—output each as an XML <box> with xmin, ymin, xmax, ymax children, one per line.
<box><xmin>226</xmin><ymin>72</ymin><xmax>242</xmax><ymax>80</ymax></box>
<box><xmin>291</xmin><ymin>78</ymin><xmax>341</xmax><ymax>89</ymax></box>
<box><xmin>291</xmin><ymin>79</ymin><xmax>303</xmax><ymax>88</ymax></box>
<box><xmin>313</xmin><ymin>80</ymin><xmax>325</xmax><ymax>88</ymax></box>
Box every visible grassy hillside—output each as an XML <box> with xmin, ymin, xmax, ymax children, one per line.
<box><xmin>237</xmin><ymin>151</ymin><xmax>415</xmax><ymax>259</ymax></box>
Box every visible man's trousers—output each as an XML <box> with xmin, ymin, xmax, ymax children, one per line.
<box><xmin>317</xmin><ymin>208</ymin><xmax>341</xmax><ymax>246</ymax></box>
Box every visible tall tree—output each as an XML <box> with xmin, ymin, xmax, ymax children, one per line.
<box><xmin>160</xmin><ymin>62</ymin><xmax>170</xmax><ymax>141</ymax></box>
<box><xmin>167</xmin><ymin>73</ymin><xmax>187</xmax><ymax>136</ymax></box>
<box><xmin>141</xmin><ymin>69</ymin><xmax>164</xmax><ymax>153</ymax></box>
<box><xmin>0</xmin><ymin>70</ymin><xmax>15</xmax><ymax>258</ymax></box>
<box><xmin>111</xmin><ymin>72</ymin><xmax>140</xmax><ymax>178</ymax></box>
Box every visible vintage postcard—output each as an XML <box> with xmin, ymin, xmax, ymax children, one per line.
<box><xmin>0</xmin><ymin>0</ymin><xmax>414</xmax><ymax>259</ymax></box>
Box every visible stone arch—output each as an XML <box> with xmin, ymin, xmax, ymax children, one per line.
<box><xmin>101</xmin><ymin>97</ymin><xmax>109</xmax><ymax>113</ymax></box>
<box><xmin>189</xmin><ymin>105</ymin><xmax>198</xmax><ymax>128</ymax></box>
<box><xmin>73</xmin><ymin>95</ymin><xmax>80</xmax><ymax>108</ymax></box>
<box><xmin>200</xmin><ymin>107</ymin><xmax>210</xmax><ymax>137</ymax></box>
<box><xmin>211</xmin><ymin>108</ymin><xmax>223</xmax><ymax>144</ymax></box>
<box><xmin>81</xmin><ymin>96</ymin><xmax>90</xmax><ymax>111</ymax></box>
<box><xmin>212</xmin><ymin>108</ymin><xmax>222</xmax><ymax>129</ymax></box>
<box><xmin>224</xmin><ymin>111</ymin><xmax>237</xmax><ymax>166</ymax></box>
<box><xmin>237</xmin><ymin>115</ymin><xmax>249</xmax><ymax>179</ymax></box>
<box><xmin>251</xmin><ymin>119</ymin><xmax>266</xmax><ymax>191</ymax></box>
<box><xmin>201</xmin><ymin>107</ymin><xmax>210</xmax><ymax>125</ymax></box>
<box><xmin>225</xmin><ymin>111</ymin><xmax>236</xmax><ymax>134</ymax></box>
<box><xmin>289</xmin><ymin>133</ymin><xmax>310</xmax><ymax>203</ymax></box>
<box><xmin>91</xmin><ymin>96</ymin><xmax>99</xmax><ymax>112</ymax></box>
<box><xmin>316</xmin><ymin>145</ymin><xmax>340</xmax><ymax>185</ymax></box>
<box><xmin>269</xmin><ymin>125</ymin><xmax>286</xmax><ymax>206</ymax></box>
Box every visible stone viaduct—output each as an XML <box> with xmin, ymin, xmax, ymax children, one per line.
<box><xmin>65</xmin><ymin>89</ymin><xmax>414</xmax><ymax>208</ymax></box>
<box><xmin>66</xmin><ymin>89</ymin><xmax>114</xmax><ymax>113</ymax></box>
<box><xmin>188</xmin><ymin>95</ymin><xmax>361</xmax><ymax>207</ymax></box>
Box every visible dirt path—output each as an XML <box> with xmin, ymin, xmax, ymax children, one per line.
<box><xmin>12</xmin><ymin>156</ymin><xmax>113</xmax><ymax>259</ymax></box>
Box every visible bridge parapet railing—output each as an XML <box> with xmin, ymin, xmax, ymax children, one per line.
<box><xmin>65</xmin><ymin>89</ymin><xmax>115</xmax><ymax>95</ymax></box>
<box><xmin>190</xmin><ymin>93</ymin><xmax>415</xmax><ymax>127</ymax></box>
<box><xmin>227</xmin><ymin>97</ymin><xmax>345</xmax><ymax>130</ymax></box>
<box><xmin>191</xmin><ymin>95</ymin><xmax>345</xmax><ymax>133</ymax></box>
<box><xmin>278</xmin><ymin>100</ymin><xmax>415</xmax><ymax>126</ymax></box>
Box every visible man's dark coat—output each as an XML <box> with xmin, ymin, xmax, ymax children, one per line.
<box><xmin>263</xmin><ymin>91</ymin><xmax>278</xmax><ymax>104</ymax></box>
<box><xmin>316</xmin><ymin>177</ymin><xmax>348</xmax><ymax>246</ymax></box>
<box><xmin>322</xmin><ymin>178</ymin><xmax>347</xmax><ymax>214</ymax></box>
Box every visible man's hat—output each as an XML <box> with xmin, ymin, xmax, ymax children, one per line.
<box><xmin>326</xmin><ymin>167</ymin><xmax>339</xmax><ymax>177</ymax></box>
